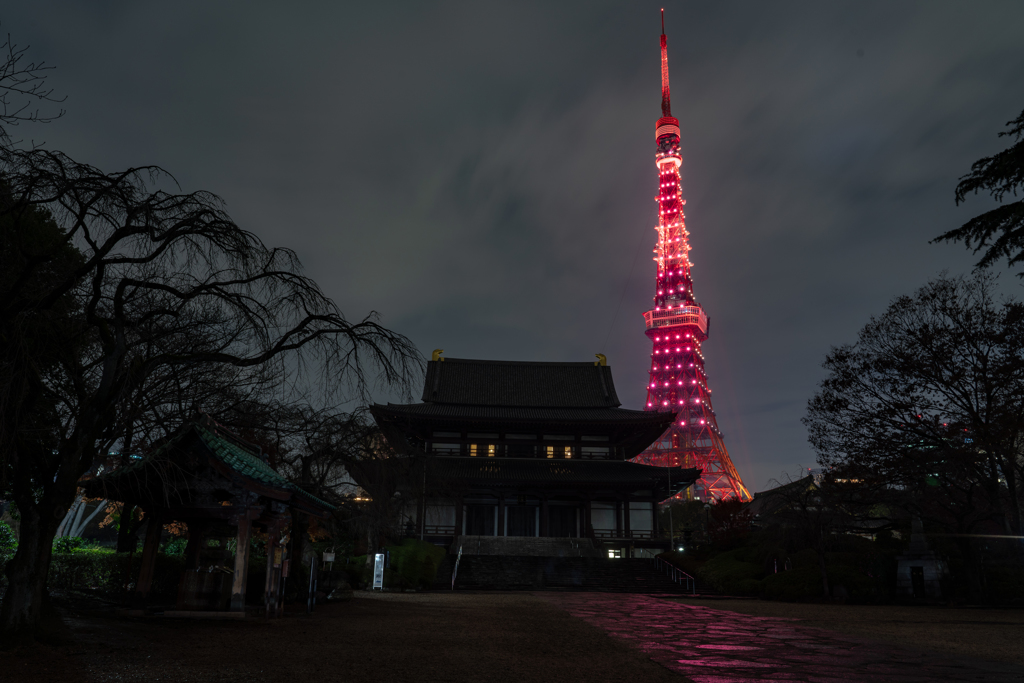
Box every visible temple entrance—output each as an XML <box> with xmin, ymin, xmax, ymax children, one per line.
<box><xmin>465</xmin><ymin>504</ymin><xmax>496</xmax><ymax>536</ymax></box>
<box><xmin>506</xmin><ymin>505</ymin><xmax>537</xmax><ymax>536</ymax></box>
<box><xmin>548</xmin><ymin>505</ymin><xmax>578</xmax><ymax>537</ymax></box>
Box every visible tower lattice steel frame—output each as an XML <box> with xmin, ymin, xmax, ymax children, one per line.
<box><xmin>633</xmin><ymin>15</ymin><xmax>751</xmax><ymax>502</ymax></box>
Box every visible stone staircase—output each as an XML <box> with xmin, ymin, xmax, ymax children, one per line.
<box><xmin>433</xmin><ymin>555</ymin><xmax>687</xmax><ymax>593</ymax></box>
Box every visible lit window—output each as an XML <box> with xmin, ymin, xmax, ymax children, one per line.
<box><xmin>546</xmin><ymin>446</ymin><xmax>554</xmax><ymax>458</ymax></box>
<box><xmin>488</xmin><ymin>444</ymin><xmax>496</xmax><ymax>457</ymax></box>
<box><xmin>470</xmin><ymin>444</ymin><xmax>477</xmax><ymax>457</ymax></box>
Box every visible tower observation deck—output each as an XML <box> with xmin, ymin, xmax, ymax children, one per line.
<box><xmin>634</xmin><ymin>13</ymin><xmax>751</xmax><ymax>502</ymax></box>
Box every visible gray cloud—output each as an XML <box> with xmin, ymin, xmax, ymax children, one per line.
<box><xmin>7</xmin><ymin>0</ymin><xmax>1023</xmax><ymax>491</ymax></box>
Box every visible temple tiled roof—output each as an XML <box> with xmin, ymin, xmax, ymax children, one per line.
<box><xmin>195</xmin><ymin>425</ymin><xmax>334</xmax><ymax>510</ymax></box>
<box><xmin>422</xmin><ymin>358</ymin><xmax>621</xmax><ymax>407</ymax></box>
<box><xmin>85</xmin><ymin>418</ymin><xmax>334</xmax><ymax>512</ymax></box>
<box><xmin>374</xmin><ymin>402</ymin><xmax>676</xmax><ymax>425</ymax></box>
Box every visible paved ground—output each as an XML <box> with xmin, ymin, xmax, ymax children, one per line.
<box><xmin>669</xmin><ymin>596</ymin><xmax>1024</xmax><ymax>667</ymax></box>
<box><xmin>7</xmin><ymin>592</ymin><xmax>1024</xmax><ymax>682</ymax></box>
<box><xmin>544</xmin><ymin>593</ymin><xmax>1024</xmax><ymax>682</ymax></box>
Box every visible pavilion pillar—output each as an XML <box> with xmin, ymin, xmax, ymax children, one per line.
<box><xmin>230</xmin><ymin>512</ymin><xmax>252</xmax><ymax>612</ymax></box>
<box><xmin>497</xmin><ymin>493</ymin><xmax>506</xmax><ymax>537</ymax></box>
<box><xmin>133</xmin><ymin>512</ymin><xmax>163</xmax><ymax>607</ymax></box>
<box><xmin>264</xmin><ymin>517</ymin><xmax>286</xmax><ymax>618</ymax></box>
<box><xmin>177</xmin><ymin>520</ymin><xmax>207</xmax><ymax>609</ymax></box>
<box><xmin>540</xmin><ymin>495</ymin><xmax>549</xmax><ymax>537</ymax></box>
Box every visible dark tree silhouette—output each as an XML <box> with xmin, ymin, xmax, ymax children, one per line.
<box><xmin>804</xmin><ymin>273</ymin><xmax>1024</xmax><ymax>551</ymax></box>
<box><xmin>934</xmin><ymin>108</ymin><xmax>1024</xmax><ymax>272</ymax></box>
<box><xmin>0</xmin><ymin>30</ymin><xmax>65</xmax><ymax>139</ymax></box>
<box><xmin>0</xmin><ymin>145</ymin><xmax>421</xmax><ymax>636</ymax></box>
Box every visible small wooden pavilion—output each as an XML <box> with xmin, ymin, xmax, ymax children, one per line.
<box><xmin>83</xmin><ymin>415</ymin><xmax>334</xmax><ymax>616</ymax></box>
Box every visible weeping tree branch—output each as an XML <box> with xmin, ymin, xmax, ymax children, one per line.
<box><xmin>0</xmin><ymin>144</ymin><xmax>423</xmax><ymax>635</ymax></box>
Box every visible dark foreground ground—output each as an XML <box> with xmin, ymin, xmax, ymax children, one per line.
<box><xmin>4</xmin><ymin>592</ymin><xmax>686</xmax><ymax>683</ymax></box>
<box><xmin>5</xmin><ymin>592</ymin><xmax>1024</xmax><ymax>682</ymax></box>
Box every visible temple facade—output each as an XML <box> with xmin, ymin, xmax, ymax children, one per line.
<box><xmin>371</xmin><ymin>355</ymin><xmax>699</xmax><ymax>557</ymax></box>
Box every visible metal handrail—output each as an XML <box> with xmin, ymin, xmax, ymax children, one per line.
<box><xmin>643</xmin><ymin>305</ymin><xmax>708</xmax><ymax>335</ymax></box>
<box><xmin>654</xmin><ymin>556</ymin><xmax>696</xmax><ymax>595</ymax></box>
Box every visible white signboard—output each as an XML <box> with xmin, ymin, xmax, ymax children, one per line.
<box><xmin>372</xmin><ymin>553</ymin><xmax>385</xmax><ymax>590</ymax></box>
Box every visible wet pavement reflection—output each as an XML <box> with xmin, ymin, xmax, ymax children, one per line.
<box><xmin>543</xmin><ymin>593</ymin><xmax>1024</xmax><ymax>682</ymax></box>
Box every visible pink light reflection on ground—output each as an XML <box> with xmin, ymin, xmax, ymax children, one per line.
<box><xmin>541</xmin><ymin>592</ymin><xmax>1024</xmax><ymax>682</ymax></box>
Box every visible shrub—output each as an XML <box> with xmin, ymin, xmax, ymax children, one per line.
<box><xmin>761</xmin><ymin>563</ymin><xmax>879</xmax><ymax>602</ymax></box>
<box><xmin>826</xmin><ymin>564</ymin><xmax>880</xmax><ymax>602</ymax></box>
<box><xmin>696</xmin><ymin>548</ymin><xmax>761</xmax><ymax>595</ymax></box>
<box><xmin>163</xmin><ymin>536</ymin><xmax>188</xmax><ymax>556</ymax></box>
<box><xmin>342</xmin><ymin>540</ymin><xmax>446</xmax><ymax>590</ymax></box>
<box><xmin>53</xmin><ymin>536</ymin><xmax>86</xmax><ymax>553</ymax></box>
<box><xmin>761</xmin><ymin>566</ymin><xmax>824</xmax><ymax>601</ymax></box>
<box><xmin>386</xmin><ymin>539</ymin><xmax>446</xmax><ymax>590</ymax></box>
<box><xmin>48</xmin><ymin>549</ymin><xmax>184</xmax><ymax>601</ymax></box>
<box><xmin>0</xmin><ymin>520</ymin><xmax>16</xmax><ymax>560</ymax></box>
<box><xmin>985</xmin><ymin>564</ymin><xmax>1024</xmax><ymax>605</ymax></box>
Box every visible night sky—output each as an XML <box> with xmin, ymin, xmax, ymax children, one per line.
<box><xmin>7</xmin><ymin>2</ymin><xmax>1024</xmax><ymax>492</ymax></box>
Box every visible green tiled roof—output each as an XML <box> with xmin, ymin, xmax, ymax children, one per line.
<box><xmin>196</xmin><ymin>425</ymin><xmax>335</xmax><ymax>511</ymax></box>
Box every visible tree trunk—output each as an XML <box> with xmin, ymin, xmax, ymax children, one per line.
<box><xmin>364</xmin><ymin>526</ymin><xmax>379</xmax><ymax>584</ymax></box>
<box><xmin>957</xmin><ymin>536</ymin><xmax>984</xmax><ymax>601</ymax></box>
<box><xmin>116</xmin><ymin>505</ymin><xmax>139</xmax><ymax>553</ymax></box>
<box><xmin>816</xmin><ymin>547</ymin><xmax>830</xmax><ymax>600</ymax></box>
<box><xmin>0</xmin><ymin>500</ymin><xmax>59</xmax><ymax>636</ymax></box>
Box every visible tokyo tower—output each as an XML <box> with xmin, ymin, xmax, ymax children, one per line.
<box><xmin>634</xmin><ymin>13</ymin><xmax>751</xmax><ymax>502</ymax></box>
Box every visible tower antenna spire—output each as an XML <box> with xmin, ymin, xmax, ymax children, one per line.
<box><xmin>660</xmin><ymin>9</ymin><xmax>671</xmax><ymax>117</ymax></box>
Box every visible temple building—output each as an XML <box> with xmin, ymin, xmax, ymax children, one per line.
<box><xmin>370</xmin><ymin>354</ymin><xmax>699</xmax><ymax>557</ymax></box>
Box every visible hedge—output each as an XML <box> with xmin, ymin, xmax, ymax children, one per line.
<box><xmin>346</xmin><ymin>539</ymin><xmax>447</xmax><ymax>590</ymax></box>
<box><xmin>48</xmin><ymin>549</ymin><xmax>185</xmax><ymax>601</ymax></box>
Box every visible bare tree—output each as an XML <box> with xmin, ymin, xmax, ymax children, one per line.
<box><xmin>804</xmin><ymin>273</ymin><xmax>1024</xmax><ymax>577</ymax></box>
<box><xmin>0</xmin><ymin>145</ymin><xmax>422</xmax><ymax>635</ymax></box>
<box><xmin>0</xmin><ymin>29</ymin><xmax>65</xmax><ymax>140</ymax></box>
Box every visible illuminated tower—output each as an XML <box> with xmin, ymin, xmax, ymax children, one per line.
<box><xmin>635</xmin><ymin>14</ymin><xmax>751</xmax><ymax>502</ymax></box>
